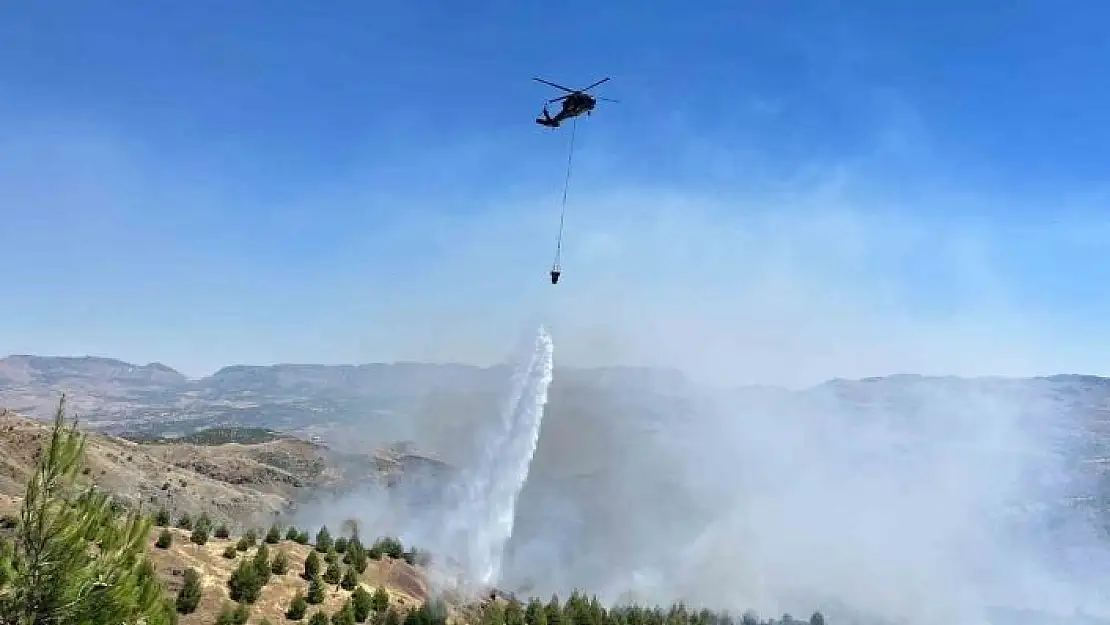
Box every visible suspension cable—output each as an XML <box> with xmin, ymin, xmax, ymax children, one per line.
<box><xmin>552</xmin><ymin>117</ymin><xmax>578</xmax><ymax>271</ymax></box>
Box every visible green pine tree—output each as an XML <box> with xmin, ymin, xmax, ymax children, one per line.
<box><xmin>0</xmin><ymin>395</ymin><xmax>174</xmax><ymax>625</ymax></box>
<box><xmin>307</xmin><ymin>576</ymin><xmax>326</xmax><ymax>604</ymax></box>
<box><xmin>175</xmin><ymin>568</ymin><xmax>202</xmax><ymax>614</ymax></box>
<box><xmin>265</xmin><ymin>523</ymin><xmax>282</xmax><ymax>544</ymax></box>
<box><xmin>215</xmin><ymin>523</ymin><xmax>230</xmax><ymax>539</ymax></box>
<box><xmin>315</xmin><ymin>526</ymin><xmax>333</xmax><ymax>552</ymax></box>
<box><xmin>525</xmin><ymin>599</ymin><xmax>548</xmax><ymax>625</ymax></box>
<box><xmin>154</xmin><ymin>507</ymin><xmax>171</xmax><ymax>526</ymax></box>
<box><xmin>487</xmin><ymin>601</ymin><xmax>506</xmax><ymax>625</ymax></box>
<box><xmin>304</xmin><ymin>550</ymin><xmax>321</xmax><ymax>580</ymax></box>
<box><xmin>349</xmin><ymin>541</ymin><xmax>369</xmax><ymax>574</ymax></box>
<box><xmin>286</xmin><ymin>526</ymin><xmax>300</xmax><ymax>541</ymax></box>
<box><xmin>156</xmin><ymin>527</ymin><xmax>173</xmax><ymax>549</ymax></box>
<box><xmin>340</xmin><ymin>565</ymin><xmax>358</xmax><ymax>590</ymax></box>
<box><xmin>351</xmin><ymin>586</ymin><xmax>372</xmax><ymax>622</ymax></box>
<box><xmin>189</xmin><ymin>522</ymin><xmax>209</xmax><ymax>545</ymax></box>
<box><xmin>506</xmin><ymin>599</ymin><xmax>526</xmax><ymax>625</ymax></box>
<box><xmin>286</xmin><ymin>591</ymin><xmax>309</xmax><ymax>620</ymax></box>
<box><xmin>545</xmin><ymin>595</ymin><xmax>563</xmax><ymax>625</ymax></box>
<box><xmin>370</xmin><ymin>586</ymin><xmax>390</xmax><ymax>613</ymax></box>
<box><xmin>309</xmin><ymin>611</ymin><xmax>330</xmax><ymax>625</ymax></box>
<box><xmin>322</xmin><ymin>562</ymin><xmax>341</xmax><ymax>585</ymax></box>
<box><xmin>252</xmin><ymin>542</ymin><xmax>271</xmax><ymax>586</ymax></box>
<box><xmin>228</xmin><ymin>558</ymin><xmax>262</xmax><ymax>603</ymax></box>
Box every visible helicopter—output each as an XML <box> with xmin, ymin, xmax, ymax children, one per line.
<box><xmin>533</xmin><ymin>76</ymin><xmax>617</xmax><ymax>128</ymax></box>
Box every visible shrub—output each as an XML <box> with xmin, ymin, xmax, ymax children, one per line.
<box><xmin>175</xmin><ymin>568</ymin><xmax>202</xmax><ymax>614</ymax></box>
<box><xmin>271</xmin><ymin>550</ymin><xmax>288</xmax><ymax>575</ymax></box>
<box><xmin>332</xmin><ymin>601</ymin><xmax>356</xmax><ymax>625</ymax></box>
<box><xmin>286</xmin><ymin>591</ymin><xmax>308</xmax><ymax>620</ymax></box>
<box><xmin>189</xmin><ymin>523</ymin><xmax>209</xmax><ymax>546</ymax></box>
<box><xmin>322</xmin><ymin>562</ymin><xmax>341</xmax><ymax>585</ymax></box>
<box><xmin>340</xmin><ymin>566</ymin><xmax>359</xmax><ymax>591</ymax></box>
<box><xmin>155</xmin><ymin>528</ymin><xmax>173</xmax><ymax>549</ymax></box>
<box><xmin>370</xmin><ymin>586</ymin><xmax>389</xmax><ymax>613</ymax></box>
<box><xmin>232</xmin><ymin>602</ymin><xmax>249</xmax><ymax>625</ymax></box>
<box><xmin>216</xmin><ymin>602</ymin><xmax>249</xmax><ymax>625</ymax></box>
<box><xmin>215</xmin><ymin>604</ymin><xmax>235</xmax><ymax>625</ymax></box>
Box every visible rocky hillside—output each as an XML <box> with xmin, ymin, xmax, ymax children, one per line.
<box><xmin>0</xmin><ymin>408</ymin><xmax>387</xmax><ymax>528</ymax></box>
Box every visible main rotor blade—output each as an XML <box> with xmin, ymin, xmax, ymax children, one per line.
<box><xmin>546</xmin><ymin>95</ymin><xmax>570</xmax><ymax>103</ymax></box>
<box><xmin>596</xmin><ymin>97</ymin><xmax>620</xmax><ymax>103</ymax></box>
<box><xmin>533</xmin><ymin>77</ymin><xmax>575</xmax><ymax>93</ymax></box>
<box><xmin>580</xmin><ymin>77</ymin><xmax>611</xmax><ymax>92</ymax></box>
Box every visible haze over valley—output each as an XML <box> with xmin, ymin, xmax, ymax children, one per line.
<box><xmin>4</xmin><ymin>351</ymin><xmax>1110</xmax><ymax>624</ymax></box>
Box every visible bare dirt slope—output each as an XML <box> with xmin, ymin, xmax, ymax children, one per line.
<box><xmin>149</xmin><ymin>527</ymin><xmax>430</xmax><ymax>624</ymax></box>
<box><xmin>0</xmin><ymin>405</ymin><xmax>456</xmax><ymax>623</ymax></box>
<box><xmin>0</xmin><ymin>408</ymin><xmax>333</xmax><ymax>526</ymax></box>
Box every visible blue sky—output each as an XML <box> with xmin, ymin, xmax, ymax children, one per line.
<box><xmin>2</xmin><ymin>1</ymin><xmax>1110</xmax><ymax>386</ymax></box>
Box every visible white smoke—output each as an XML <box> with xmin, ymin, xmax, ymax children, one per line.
<box><xmin>497</xmin><ymin>375</ymin><xmax>1110</xmax><ymax>625</ymax></box>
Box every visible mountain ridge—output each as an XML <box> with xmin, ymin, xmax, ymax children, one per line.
<box><xmin>10</xmin><ymin>352</ymin><xmax>1110</xmax><ymax>390</ymax></box>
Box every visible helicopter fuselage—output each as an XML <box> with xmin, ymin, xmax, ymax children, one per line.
<box><xmin>559</xmin><ymin>93</ymin><xmax>595</xmax><ymax>118</ymax></box>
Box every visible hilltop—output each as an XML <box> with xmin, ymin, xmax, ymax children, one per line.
<box><xmin>143</xmin><ymin>523</ymin><xmax>431</xmax><ymax>625</ymax></box>
<box><xmin>0</xmin><ymin>408</ymin><xmax>408</xmax><ymax>528</ymax></box>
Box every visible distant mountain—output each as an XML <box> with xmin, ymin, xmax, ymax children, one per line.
<box><xmin>0</xmin><ymin>354</ymin><xmax>694</xmax><ymax>449</ymax></box>
<box><xmin>0</xmin><ymin>354</ymin><xmax>188</xmax><ymax>389</ymax></box>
